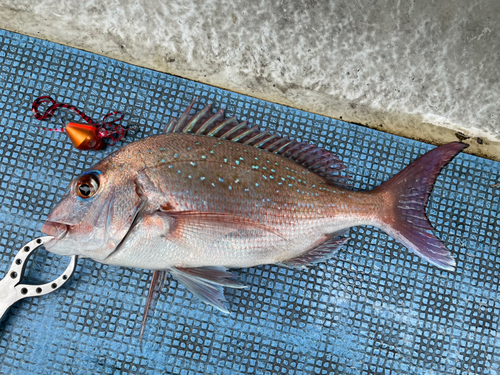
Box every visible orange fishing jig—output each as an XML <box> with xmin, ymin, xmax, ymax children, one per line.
<box><xmin>32</xmin><ymin>96</ymin><xmax>129</xmax><ymax>151</ymax></box>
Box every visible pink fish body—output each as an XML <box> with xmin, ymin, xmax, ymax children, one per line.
<box><xmin>41</xmin><ymin>101</ymin><xmax>467</xmax><ymax>312</ymax></box>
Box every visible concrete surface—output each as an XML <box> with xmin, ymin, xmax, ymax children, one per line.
<box><xmin>0</xmin><ymin>0</ymin><xmax>499</xmax><ymax>160</ymax></box>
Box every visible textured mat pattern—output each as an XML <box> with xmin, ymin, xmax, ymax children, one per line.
<box><xmin>0</xmin><ymin>29</ymin><xmax>499</xmax><ymax>375</ymax></box>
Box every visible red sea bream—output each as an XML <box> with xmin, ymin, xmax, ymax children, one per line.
<box><xmin>41</xmin><ymin>100</ymin><xmax>467</xmax><ymax>313</ymax></box>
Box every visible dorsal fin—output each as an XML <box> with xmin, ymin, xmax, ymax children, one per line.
<box><xmin>164</xmin><ymin>98</ymin><xmax>351</xmax><ymax>187</ymax></box>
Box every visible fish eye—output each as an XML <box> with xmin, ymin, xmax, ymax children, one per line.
<box><xmin>75</xmin><ymin>173</ymin><xmax>100</xmax><ymax>199</ymax></box>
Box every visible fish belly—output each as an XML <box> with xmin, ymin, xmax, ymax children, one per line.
<box><xmin>100</xmin><ymin>214</ymin><xmax>349</xmax><ymax>270</ymax></box>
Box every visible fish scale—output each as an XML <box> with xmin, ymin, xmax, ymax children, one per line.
<box><xmin>41</xmin><ymin>100</ymin><xmax>467</xmax><ymax>314</ymax></box>
<box><xmin>127</xmin><ymin>135</ymin><xmax>335</xmax><ymax>222</ymax></box>
<box><xmin>124</xmin><ymin>135</ymin><xmax>342</xmax><ymax>264</ymax></box>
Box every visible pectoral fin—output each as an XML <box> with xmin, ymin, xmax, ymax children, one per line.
<box><xmin>158</xmin><ymin>210</ymin><xmax>283</xmax><ymax>249</ymax></box>
<box><xmin>131</xmin><ymin>210</ymin><xmax>277</xmax><ymax>312</ymax></box>
<box><xmin>169</xmin><ymin>266</ymin><xmax>246</xmax><ymax>313</ymax></box>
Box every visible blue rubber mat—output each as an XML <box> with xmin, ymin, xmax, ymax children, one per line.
<box><xmin>0</xmin><ymin>29</ymin><xmax>499</xmax><ymax>375</ymax></box>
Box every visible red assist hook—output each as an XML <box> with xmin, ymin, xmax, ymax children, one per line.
<box><xmin>32</xmin><ymin>96</ymin><xmax>130</xmax><ymax>151</ymax></box>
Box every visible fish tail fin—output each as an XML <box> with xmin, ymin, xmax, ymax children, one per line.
<box><xmin>372</xmin><ymin>142</ymin><xmax>468</xmax><ymax>271</ymax></box>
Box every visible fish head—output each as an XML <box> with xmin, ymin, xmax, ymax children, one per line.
<box><xmin>41</xmin><ymin>165</ymin><xmax>143</xmax><ymax>261</ymax></box>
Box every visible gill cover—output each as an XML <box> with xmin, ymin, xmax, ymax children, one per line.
<box><xmin>43</xmin><ymin>170</ymin><xmax>147</xmax><ymax>260</ymax></box>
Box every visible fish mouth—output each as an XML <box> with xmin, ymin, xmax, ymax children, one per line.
<box><xmin>41</xmin><ymin>221</ymin><xmax>69</xmax><ymax>249</ymax></box>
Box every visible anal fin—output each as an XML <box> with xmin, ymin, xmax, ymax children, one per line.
<box><xmin>280</xmin><ymin>230</ymin><xmax>349</xmax><ymax>269</ymax></box>
<box><xmin>169</xmin><ymin>266</ymin><xmax>246</xmax><ymax>313</ymax></box>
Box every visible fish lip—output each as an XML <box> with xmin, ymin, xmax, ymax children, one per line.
<box><xmin>41</xmin><ymin>221</ymin><xmax>69</xmax><ymax>244</ymax></box>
